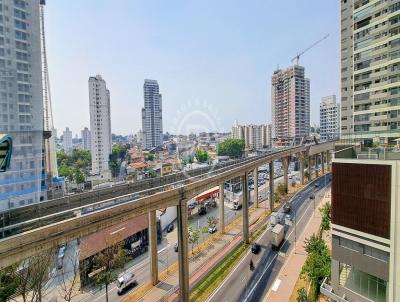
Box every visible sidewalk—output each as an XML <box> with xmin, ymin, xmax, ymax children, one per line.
<box><xmin>123</xmin><ymin>200</ymin><xmax>270</xmax><ymax>302</ymax></box>
<box><xmin>263</xmin><ymin>187</ymin><xmax>330</xmax><ymax>302</ymax></box>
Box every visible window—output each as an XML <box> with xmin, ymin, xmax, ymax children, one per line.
<box><xmin>339</xmin><ymin>263</ymin><xmax>387</xmax><ymax>302</ymax></box>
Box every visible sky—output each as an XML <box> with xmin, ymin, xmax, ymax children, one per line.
<box><xmin>46</xmin><ymin>0</ymin><xmax>340</xmax><ymax>137</ymax></box>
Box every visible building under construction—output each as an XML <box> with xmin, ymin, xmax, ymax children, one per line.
<box><xmin>271</xmin><ymin>65</ymin><xmax>310</xmax><ymax>146</ymax></box>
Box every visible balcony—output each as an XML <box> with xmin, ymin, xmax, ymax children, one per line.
<box><xmin>370</xmin><ymin>125</ymin><xmax>390</xmax><ymax>131</ymax></box>
<box><xmin>320</xmin><ymin>278</ymin><xmax>349</xmax><ymax>302</ymax></box>
<box><xmin>370</xmin><ymin>114</ymin><xmax>388</xmax><ymax>121</ymax></box>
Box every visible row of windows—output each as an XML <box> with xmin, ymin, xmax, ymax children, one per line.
<box><xmin>339</xmin><ymin>237</ymin><xmax>389</xmax><ymax>262</ymax></box>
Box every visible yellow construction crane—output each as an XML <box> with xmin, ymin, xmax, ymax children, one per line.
<box><xmin>291</xmin><ymin>34</ymin><xmax>329</xmax><ymax>65</ymax></box>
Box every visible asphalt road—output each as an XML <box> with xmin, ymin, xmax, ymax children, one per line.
<box><xmin>79</xmin><ymin>172</ymin><xmax>300</xmax><ymax>302</ymax></box>
<box><xmin>207</xmin><ymin>174</ymin><xmax>330</xmax><ymax>302</ymax></box>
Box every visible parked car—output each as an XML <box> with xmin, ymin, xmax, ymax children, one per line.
<box><xmin>56</xmin><ymin>246</ymin><xmax>66</xmax><ymax>269</ymax></box>
<box><xmin>188</xmin><ymin>203</ymin><xmax>196</xmax><ymax>210</ymax></box>
<box><xmin>167</xmin><ymin>224</ymin><xmax>174</xmax><ymax>233</ymax></box>
<box><xmin>174</xmin><ymin>243</ymin><xmax>178</xmax><ymax>252</ymax></box>
<box><xmin>283</xmin><ymin>203</ymin><xmax>291</xmax><ymax>213</ymax></box>
<box><xmin>208</xmin><ymin>226</ymin><xmax>217</xmax><ymax>234</ymax></box>
<box><xmin>198</xmin><ymin>207</ymin><xmax>207</xmax><ymax>215</ymax></box>
<box><xmin>285</xmin><ymin>214</ymin><xmax>292</xmax><ymax>224</ymax></box>
<box><xmin>117</xmin><ymin>273</ymin><xmax>137</xmax><ymax>295</ymax></box>
<box><xmin>251</xmin><ymin>243</ymin><xmax>261</xmax><ymax>254</ymax></box>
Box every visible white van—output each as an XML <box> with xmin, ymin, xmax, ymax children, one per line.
<box><xmin>117</xmin><ymin>273</ymin><xmax>137</xmax><ymax>295</ymax></box>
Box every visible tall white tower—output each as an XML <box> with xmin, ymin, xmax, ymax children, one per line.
<box><xmin>89</xmin><ymin>75</ymin><xmax>111</xmax><ymax>180</ymax></box>
<box><xmin>62</xmin><ymin>127</ymin><xmax>73</xmax><ymax>153</ymax></box>
<box><xmin>81</xmin><ymin>127</ymin><xmax>91</xmax><ymax>151</ymax></box>
<box><xmin>142</xmin><ymin>79</ymin><xmax>163</xmax><ymax>150</ymax></box>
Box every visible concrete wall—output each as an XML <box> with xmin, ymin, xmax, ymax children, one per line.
<box><xmin>332</xmin><ymin>235</ymin><xmax>389</xmax><ymax>281</ymax></box>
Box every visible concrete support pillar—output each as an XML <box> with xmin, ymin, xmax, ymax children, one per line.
<box><xmin>299</xmin><ymin>155</ymin><xmax>305</xmax><ymax>185</ymax></box>
<box><xmin>242</xmin><ymin>173</ymin><xmax>250</xmax><ymax>244</ymax></box>
<box><xmin>326</xmin><ymin>151</ymin><xmax>330</xmax><ymax>171</ymax></box>
<box><xmin>315</xmin><ymin>154</ymin><xmax>319</xmax><ymax>178</ymax></box>
<box><xmin>269</xmin><ymin>162</ymin><xmax>274</xmax><ymax>212</ymax></box>
<box><xmin>177</xmin><ymin>199</ymin><xmax>189</xmax><ymax>302</ymax></box>
<box><xmin>148</xmin><ymin>210</ymin><xmax>158</xmax><ymax>286</ymax></box>
<box><xmin>321</xmin><ymin>152</ymin><xmax>325</xmax><ymax>174</ymax></box>
<box><xmin>219</xmin><ymin>183</ymin><xmax>225</xmax><ymax>234</ymax></box>
<box><xmin>253</xmin><ymin>167</ymin><xmax>259</xmax><ymax>208</ymax></box>
<box><xmin>307</xmin><ymin>156</ymin><xmax>312</xmax><ymax>182</ymax></box>
<box><xmin>282</xmin><ymin>157</ymin><xmax>289</xmax><ymax>190</ymax></box>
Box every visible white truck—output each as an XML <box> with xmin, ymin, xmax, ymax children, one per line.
<box><xmin>232</xmin><ymin>194</ymin><xmax>243</xmax><ymax>210</ymax></box>
<box><xmin>271</xmin><ymin>224</ymin><xmax>284</xmax><ymax>250</ymax></box>
<box><xmin>117</xmin><ymin>273</ymin><xmax>137</xmax><ymax>295</ymax></box>
<box><xmin>270</xmin><ymin>212</ymin><xmax>280</xmax><ymax>226</ymax></box>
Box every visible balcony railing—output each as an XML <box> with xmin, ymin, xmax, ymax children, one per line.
<box><xmin>320</xmin><ymin>278</ymin><xmax>349</xmax><ymax>302</ymax></box>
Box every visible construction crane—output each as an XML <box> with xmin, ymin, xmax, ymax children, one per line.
<box><xmin>291</xmin><ymin>34</ymin><xmax>329</xmax><ymax>65</ymax></box>
<box><xmin>40</xmin><ymin>2</ymin><xmax>58</xmax><ymax>179</ymax></box>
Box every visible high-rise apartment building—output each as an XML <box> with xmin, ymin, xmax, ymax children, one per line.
<box><xmin>142</xmin><ymin>79</ymin><xmax>163</xmax><ymax>150</ymax></box>
<box><xmin>320</xmin><ymin>95</ymin><xmax>340</xmax><ymax>141</ymax></box>
<box><xmin>322</xmin><ymin>152</ymin><xmax>400</xmax><ymax>302</ymax></box>
<box><xmin>81</xmin><ymin>127</ymin><xmax>91</xmax><ymax>151</ymax></box>
<box><xmin>340</xmin><ymin>0</ymin><xmax>400</xmax><ymax>143</ymax></box>
<box><xmin>0</xmin><ymin>0</ymin><xmax>44</xmax><ymax>209</ymax></box>
<box><xmin>271</xmin><ymin>65</ymin><xmax>310</xmax><ymax>146</ymax></box>
<box><xmin>62</xmin><ymin>127</ymin><xmax>72</xmax><ymax>153</ymax></box>
<box><xmin>231</xmin><ymin>123</ymin><xmax>271</xmax><ymax>149</ymax></box>
<box><xmin>89</xmin><ymin>75</ymin><xmax>111</xmax><ymax>180</ymax></box>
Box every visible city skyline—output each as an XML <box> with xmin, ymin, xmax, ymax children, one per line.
<box><xmin>46</xmin><ymin>0</ymin><xmax>339</xmax><ymax>135</ymax></box>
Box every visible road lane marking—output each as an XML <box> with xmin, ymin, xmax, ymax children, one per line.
<box><xmin>244</xmin><ymin>183</ymin><xmax>330</xmax><ymax>302</ymax></box>
<box><xmin>271</xmin><ymin>279</ymin><xmax>281</xmax><ymax>292</ymax></box>
<box><xmin>205</xmin><ymin>224</ymin><xmax>271</xmax><ymax>302</ymax></box>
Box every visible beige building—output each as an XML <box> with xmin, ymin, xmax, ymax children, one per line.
<box><xmin>340</xmin><ymin>0</ymin><xmax>400</xmax><ymax>143</ymax></box>
<box><xmin>271</xmin><ymin>65</ymin><xmax>310</xmax><ymax>146</ymax></box>
<box><xmin>231</xmin><ymin>123</ymin><xmax>271</xmax><ymax>149</ymax></box>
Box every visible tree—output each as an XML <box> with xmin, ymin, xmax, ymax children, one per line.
<box><xmin>58</xmin><ymin>250</ymin><xmax>81</xmax><ymax>302</ymax></box>
<box><xmin>16</xmin><ymin>249</ymin><xmax>55</xmax><ymax>302</ymax></box>
<box><xmin>74</xmin><ymin>170</ymin><xmax>85</xmax><ymax>184</ymax></box>
<box><xmin>109</xmin><ymin>144</ymin><xmax>130</xmax><ymax>178</ymax></box>
<box><xmin>217</xmin><ymin>139</ymin><xmax>245</xmax><ymax>158</ymax></box>
<box><xmin>296</xmin><ymin>287</ymin><xmax>308</xmax><ymax>302</ymax></box>
<box><xmin>206</xmin><ymin>216</ymin><xmax>218</xmax><ymax>230</ymax></box>
<box><xmin>301</xmin><ymin>234</ymin><xmax>331</xmax><ymax>301</ymax></box>
<box><xmin>320</xmin><ymin>203</ymin><xmax>331</xmax><ymax>233</ymax></box>
<box><xmin>195</xmin><ymin>149</ymin><xmax>208</xmax><ymax>163</ymax></box>
<box><xmin>0</xmin><ymin>265</ymin><xmax>18</xmax><ymax>302</ymax></box>
<box><xmin>276</xmin><ymin>183</ymin><xmax>288</xmax><ymax>196</ymax></box>
<box><xmin>188</xmin><ymin>226</ymin><xmax>201</xmax><ymax>254</ymax></box>
<box><xmin>146</xmin><ymin>153</ymin><xmax>154</xmax><ymax>161</ymax></box>
<box><xmin>92</xmin><ymin>242</ymin><xmax>129</xmax><ymax>302</ymax></box>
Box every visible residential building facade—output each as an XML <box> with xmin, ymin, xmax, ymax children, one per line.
<box><xmin>142</xmin><ymin>79</ymin><xmax>163</xmax><ymax>150</ymax></box>
<box><xmin>89</xmin><ymin>75</ymin><xmax>111</xmax><ymax>180</ymax></box>
<box><xmin>0</xmin><ymin>0</ymin><xmax>44</xmax><ymax>209</ymax></box>
<box><xmin>324</xmin><ymin>155</ymin><xmax>400</xmax><ymax>302</ymax></box>
<box><xmin>271</xmin><ymin>65</ymin><xmax>310</xmax><ymax>146</ymax></box>
<box><xmin>340</xmin><ymin>0</ymin><xmax>400</xmax><ymax>143</ymax></box>
<box><xmin>81</xmin><ymin>127</ymin><xmax>91</xmax><ymax>151</ymax></box>
<box><xmin>231</xmin><ymin>123</ymin><xmax>271</xmax><ymax>149</ymax></box>
<box><xmin>62</xmin><ymin>127</ymin><xmax>72</xmax><ymax>153</ymax></box>
<box><xmin>320</xmin><ymin>95</ymin><xmax>340</xmax><ymax>141</ymax></box>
